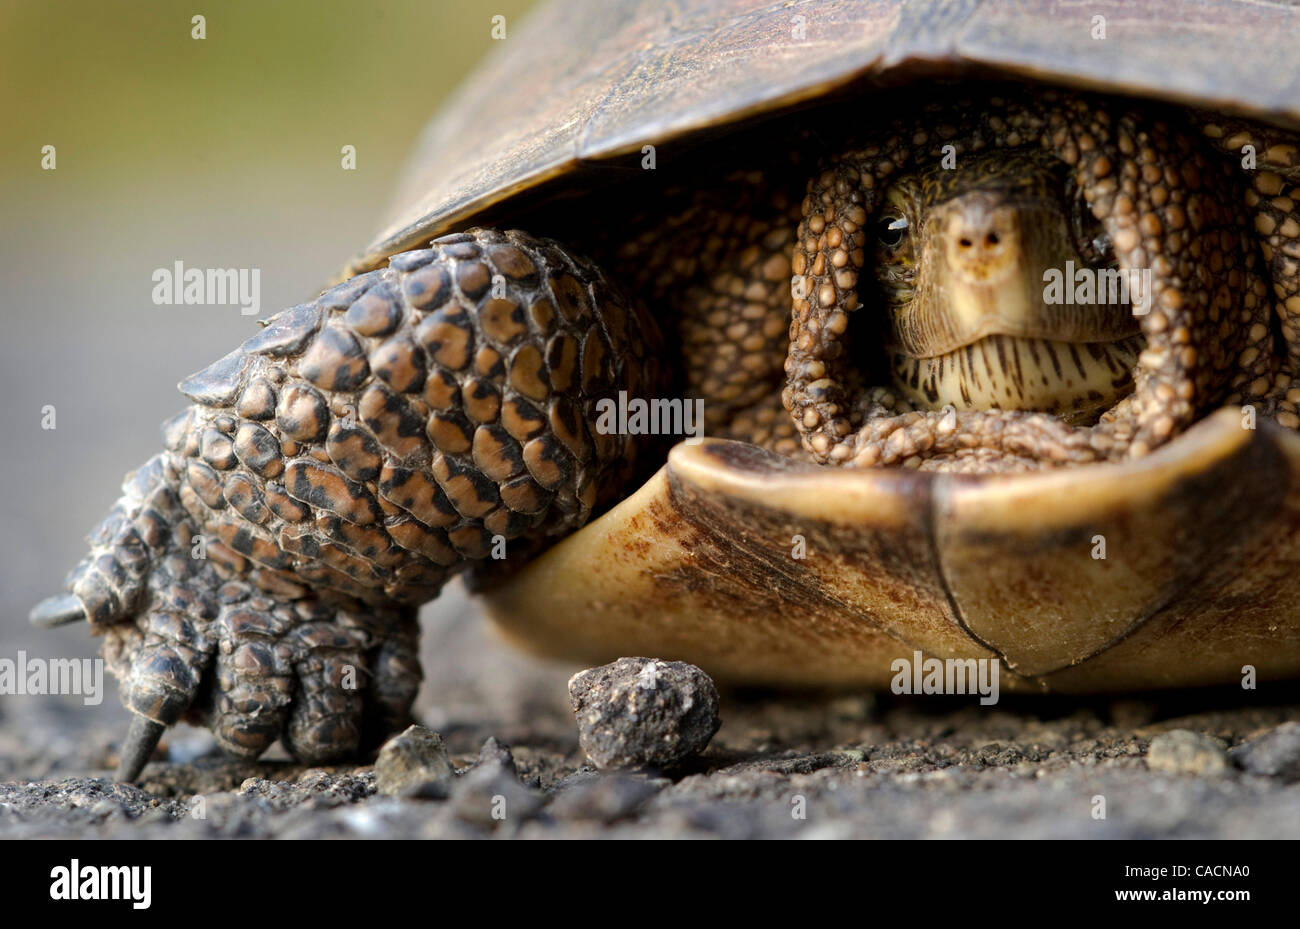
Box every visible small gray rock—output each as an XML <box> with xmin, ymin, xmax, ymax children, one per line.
<box><xmin>451</xmin><ymin>739</ymin><xmax>542</xmax><ymax>827</ymax></box>
<box><xmin>473</xmin><ymin>737</ymin><xmax>517</xmax><ymax>776</ymax></box>
<box><xmin>1232</xmin><ymin>722</ymin><xmax>1300</xmax><ymax>782</ymax></box>
<box><xmin>1146</xmin><ymin>729</ymin><xmax>1232</xmax><ymax>776</ymax></box>
<box><xmin>569</xmin><ymin>657</ymin><xmax>721</xmax><ymax>771</ymax></box>
<box><xmin>374</xmin><ymin>725</ymin><xmax>454</xmax><ymax>798</ymax></box>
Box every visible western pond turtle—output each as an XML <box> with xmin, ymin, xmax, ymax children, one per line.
<box><xmin>32</xmin><ymin>0</ymin><xmax>1300</xmax><ymax>780</ymax></box>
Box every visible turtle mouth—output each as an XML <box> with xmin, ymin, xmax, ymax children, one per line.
<box><xmin>888</xmin><ymin>333</ymin><xmax>1143</xmax><ymax>425</ymax></box>
<box><xmin>874</xmin><ymin>179</ymin><xmax>1144</xmax><ymax>426</ymax></box>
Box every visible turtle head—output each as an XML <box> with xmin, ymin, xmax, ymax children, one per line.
<box><xmin>871</xmin><ymin>150</ymin><xmax>1142</xmax><ymax>423</ymax></box>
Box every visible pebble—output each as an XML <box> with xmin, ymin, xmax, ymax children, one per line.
<box><xmin>374</xmin><ymin>725</ymin><xmax>454</xmax><ymax>798</ymax></box>
<box><xmin>1231</xmin><ymin>722</ymin><xmax>1300</xmax><ymax>781</ymax></box>
<box><xmin>450</xmin><ymin>738</ymin><xmax>542</xmax><ymax>827</ymax></box>
<box><xmin>569</xmin><ymin>657</ymin><xmax>721</xmax><ymax>771</ymax></box>
<box><xmin>1146</xmin><ymin>729</ymin><xmax>1232</xmax><ymax>776</ymax></box>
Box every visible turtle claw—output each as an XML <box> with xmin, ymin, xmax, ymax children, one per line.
<box><xmin>29</xmin><ymin>593</ymin><xmax>86</xmax><ymax>628</ymax></box>
<box><xmin>116</xmin><ymin>715</ymin><xmax>165</xmax><ymax>783</ymax></box>
<box><xmin>47</xmin><ymin>450</ymin><xmax>426</xmax><ymax>771</ymax></box>
<box><xmin>106</xmin><ymin>588</ymin><xmax>421</xmax><ymax>770</ymax></box>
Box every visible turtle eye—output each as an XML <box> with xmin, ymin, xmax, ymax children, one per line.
<box><xmin>878</xmin><ymin>215</ymin><xmax>909</xmax><ymax>249</ymax></box>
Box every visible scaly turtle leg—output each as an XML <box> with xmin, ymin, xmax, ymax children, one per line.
<box><xmin>33</xmin><ymin>229</ymin><xmax>661</xmax><ymax>779</ymax></box>
<box><xmin>1198</xmin><ymin>116</ymin><xmax>1300</xmax><ymax>419</ymax></box>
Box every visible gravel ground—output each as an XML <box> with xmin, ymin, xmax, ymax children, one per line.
<box><xmin>2</xmin><ymin>585</ymin><xmax>1299</xmax><ymax>839</ymax></box>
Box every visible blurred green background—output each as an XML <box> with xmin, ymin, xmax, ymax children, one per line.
<box><xmin>0</xmin><ymin>0</ymin><xmax>534</xmax><ymax>675</ymax></box>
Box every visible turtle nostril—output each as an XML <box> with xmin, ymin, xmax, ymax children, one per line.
<box><xmin>955</xmin><ymin>229</ymin><xmax>1003</xmax><ymax>254</ymax></box>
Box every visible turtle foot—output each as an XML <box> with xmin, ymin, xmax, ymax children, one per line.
<box><xmin>102</xmin><ymin>584</ymin><xmax>422</xmax><ymax>781</ymax></box>
<box><xmin>42</xmin><ymin>452</ymin><xmax>424</xmax><ymax>781</ymax></box>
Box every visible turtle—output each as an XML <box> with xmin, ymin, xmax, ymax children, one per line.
<box><xmin>30</xmin><ymin>0</ymin><xmax>1300</xmax><ymax>783</ymax></box>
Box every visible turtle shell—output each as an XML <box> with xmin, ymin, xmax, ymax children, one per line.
<box><xmin>355</xmin><ymin>0</ymin><xmax>1300</xmax><ymax>691</ymax></box>
<box><xmin>343</xmin><ymin>0</ymin><xmax>1300</xmax><ymax>279</ymax></box>
<box><xmin>483</xmin><ymin>412</ymin><xmax>1300</xmax><ymax>692</ymax></box>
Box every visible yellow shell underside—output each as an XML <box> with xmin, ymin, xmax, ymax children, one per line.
<box><xmin>481</xmin><ymin>409</ymin><xmax>1300</xmax><ymax>693</ymax></box>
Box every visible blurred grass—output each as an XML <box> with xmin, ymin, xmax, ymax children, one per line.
<box><xmin>0</xmin><ymin>0</ymin><xmax>535</xmax><ymax>194</ymax></box>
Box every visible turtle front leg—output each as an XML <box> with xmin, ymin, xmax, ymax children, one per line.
<box><xmin>33</xmin><ymin>228</ymin><xmax>661</xmax><ymax>781</ymax></box>
<box><xmin>1198</xmin><ymin>117</ymin><xmax>1300</xmax><ymax>422</ymax></box>
<box><xmin>40</xmin><ymin>454</ymin><xmax>423</xmax><ymax>778</ymax></box>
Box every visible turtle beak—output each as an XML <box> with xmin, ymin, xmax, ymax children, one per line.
<box><xmin>934</xmin><ymin>193</ymin><xmax>1046</xmax><ymax>339</ymax></box>
<box><xmin>895</xmin><ymin>190</ymin><xmax>1137</xmax><ymax>353</ymax></box>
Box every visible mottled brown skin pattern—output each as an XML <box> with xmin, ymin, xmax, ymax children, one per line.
<box><xmin>50</xmin><ymin>89</ymin><xmax>1300</xmax><ymax>774</ymax></box>
<box><xmin>615</xmin><ymin>168</ymin><xmax>805</xmax><ymax>445</ymax></box>
<box><xmin>785</xmin><ymin>90</ymin><xmax>1296</xmax><ymax>472</ymax></box>
<box><xmin>66</xmin><ymin>230</ymin><xmax>659</xmax><ymax>768</ymax></box>
<box><xmin>72</xmin><ymin>455</ymin><xmax>421</xmax><ymax>762</ymax></box>
<box><xmin>1200</xmin><ymin>116</ymin><xmax>1300</xmax><ymax>412</ymax></box>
